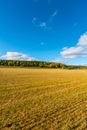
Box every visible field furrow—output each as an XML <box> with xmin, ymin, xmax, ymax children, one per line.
<box><xmin>0</xmin><ymin>68</ymin><xmax>87</xmax><ymax>130</ymax></box>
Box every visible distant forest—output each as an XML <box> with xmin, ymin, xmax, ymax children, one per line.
<box><xmin>0</xmin><ymin>60</ymin><xmax>87</xmax><ymax>69</ymax></box>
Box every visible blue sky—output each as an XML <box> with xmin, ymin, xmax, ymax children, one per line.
<box><xmin>0</xmin><ymin>0</ymin><xmax>87</xmax><ymax>65</ymax></box>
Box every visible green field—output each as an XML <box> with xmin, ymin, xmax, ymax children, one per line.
<box><xmin>0</xmin><ymin>68</ymin><xmax>87</xmax><ymax>130</ymax></box>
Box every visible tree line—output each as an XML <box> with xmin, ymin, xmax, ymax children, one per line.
<box><xmin>0</xmin><ymin>60</ymin><xmax>87</xmax><ymax>69</ymax></box>
<box><xmin>0</xmin><ymin>60</ymin><xmax>67</xmax><ymax>68</ymax></box>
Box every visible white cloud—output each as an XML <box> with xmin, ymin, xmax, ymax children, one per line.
<box><xmin>0</xmin><ymin>52</ymin><xmax>36</xmax><ymax>61</ymax></box>
<box><xmin>61</xmin><ymin>32</ymin><xmax>87</xmax><ymax>58</ymax></box>
<box><xmin>61</xmin><ymin>47</ymin><xmax>84</xmax><ymax>58</ymax></box>
<box><xmin>78</xmin><ymin>32</ymin><xmax>87</xmax><ymax>46</ymax></box>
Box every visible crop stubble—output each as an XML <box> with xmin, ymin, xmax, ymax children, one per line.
<box><xmin>0</xmin><ymin>68</ymin><xmax>87</xmax><ymax>130</ymax></box>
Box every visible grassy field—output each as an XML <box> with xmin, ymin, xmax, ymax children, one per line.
<box><xmin>0</xmin><ymin>68</ymin><xmax>87</xmax><ymax>130</ymax></box>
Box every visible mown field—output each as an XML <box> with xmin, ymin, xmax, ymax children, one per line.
<box><xmin>0</xmin><ymin>68</ymin><xmax>87</xmax><ymax>130</ymax></box>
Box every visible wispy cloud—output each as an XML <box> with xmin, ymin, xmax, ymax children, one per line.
<box><xmin>60</xmin><ymin>32</ymin><xmax>87</xmax><ymax>58</ymax></box>
<box><xmin>32</xmin><ymin>17</ymin><xmax>47</xmax><ymax>29</ymax></box>
<box><xmin>52</xmin><ymin>10</ymin><xmax>58</xmax><ymax>17</ymax></box>
<box><xmin>39</xmin><ymin>22</ymin><xmax>47</xmax><ymax>28</ymax></box>
<box><xmin>32</xmin><ymin>17</ymin><xmax>37</xmax><ymax>26</ymax></box>
<box><xmin>32</xmin><ymin>10</ymin><xmax>58</xmax><ymax>30</ymax></box>
<box><xmin>0</xmin><ymin>52</ymin><xmax>36</xmax><ymax>61</ymax></box>
<box><xmin>32</xmin><ymin>17</ymin><xmax>36</xmax><ymax>23</ymax></box>
<box><xmin>49</xmin><ymin>10</ymin><xmax>58</xmax><ymax>24</ymax></box>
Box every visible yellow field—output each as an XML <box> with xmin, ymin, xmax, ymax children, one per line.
<box><xmin>0</xmin><ymin>68</ymin><xmax>87</xmax><ymax>130</ymax></box>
